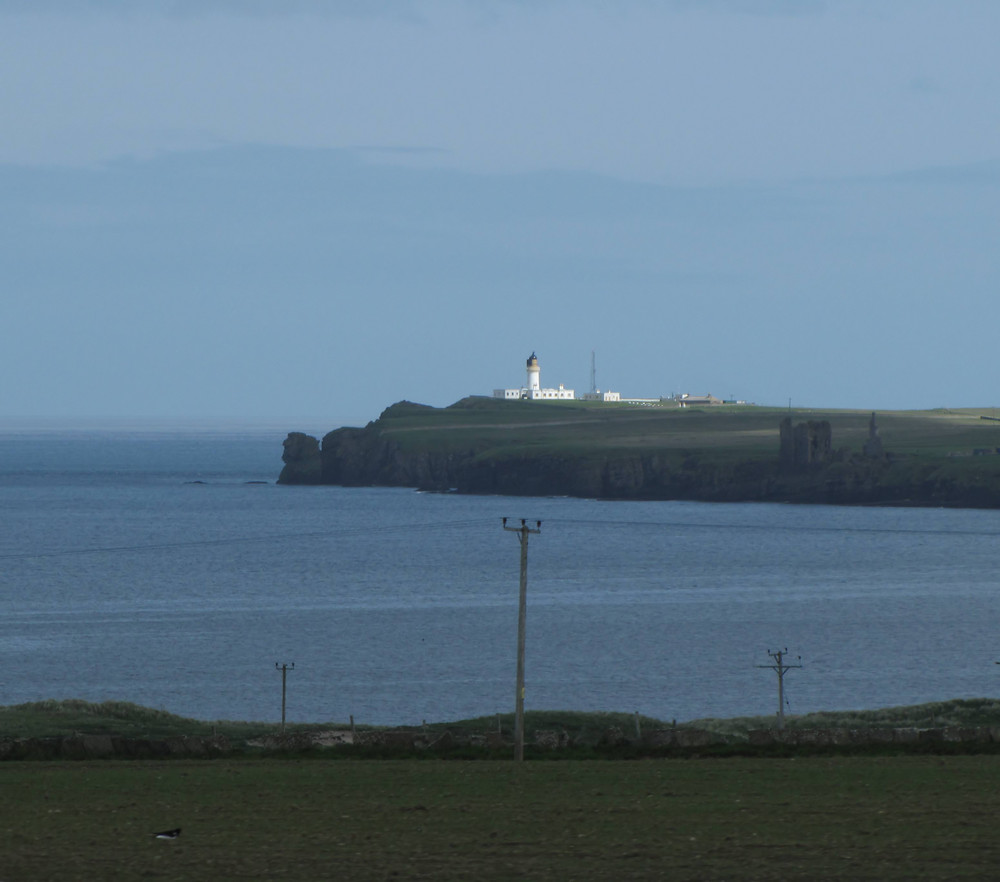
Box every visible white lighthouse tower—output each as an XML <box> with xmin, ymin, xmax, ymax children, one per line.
<box><xmin>493</xmin><ymin>352</ymin><xmax>575</xmax><ymax>400</ymax></box>
<box><xmin>526</xmin><ymin>352</ymin><xmax>541</xmax><ymax>395</ymax></box>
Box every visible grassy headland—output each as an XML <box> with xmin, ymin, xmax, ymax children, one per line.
<box><xmin>279</xmin><ymin>397</ymin><xmax>1000</xmax><ymax>506</ymax></box>
<box><xmin>329</xmin><ymin>399</ymin><xmax>1000</xmax><ymax>459</ymax></box>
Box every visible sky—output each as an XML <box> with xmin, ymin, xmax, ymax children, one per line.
<box><xmin>2</xmin><ymin>0</ymin><xmax>999</xmax><ymax>428</ymax></box>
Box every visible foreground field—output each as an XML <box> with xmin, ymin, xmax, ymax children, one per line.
<box><xmin>3</xmin><ymin>757</ymin><xmax>1000</xmax><ymax>880</ymax></box>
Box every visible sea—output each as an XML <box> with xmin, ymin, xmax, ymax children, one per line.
<box><xmin>2</xmin><ymin>420</ymin><xmax>1000</xmax><ymax>727</ymax></box>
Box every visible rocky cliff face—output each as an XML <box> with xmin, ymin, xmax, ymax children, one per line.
<box><xmin>281</xmin><ymin>426</ymin><xmax>779</xmax><ymax>501</ymax></box>
<box><xmin>279</xmin><ymin>432</ymin><xmax>323</xmax><ymax>484</ymax></box>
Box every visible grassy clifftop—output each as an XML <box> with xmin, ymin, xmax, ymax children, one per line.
<box><xmin>376</xmin><ymin>398</ymin><xmax>786</xmax><ymax>459</ymax></box>
<box><xmin>374</xmin><ymin>398</ymin><xmax>1000</xmax><ymax>459</ymax></box>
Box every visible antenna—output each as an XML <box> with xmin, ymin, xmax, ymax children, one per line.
<box><xmin>590</xmin><ymin>350</ymin><xmax>597</xmax><ymax>394</ymax></box>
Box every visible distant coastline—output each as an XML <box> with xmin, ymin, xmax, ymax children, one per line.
<box><xmin>279</xmin><ymin>397</ymin><xmax>1000</xmax><ymax>509</ymax></box>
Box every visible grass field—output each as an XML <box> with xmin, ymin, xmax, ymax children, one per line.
<box><xmin>375</xmin><ymin>400</ymin><xmax>809</xmax><ymax>460</ymax></box>
<box><xmin>3</xmin><ymin>756</ymin><xmax>1000</xmax><ymax>880</ymax></box>
<box><xmin>6</xmin><ymin>701</ymin><xmax>1000</xmax><ymax>878</ymax></box>
<box><xmin>373</xmin><ymin>398</ymin><xmax>1000</xmax><ymax>461</ymax></box>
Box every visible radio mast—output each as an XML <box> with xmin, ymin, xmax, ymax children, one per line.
<box><xmin>590</xmin><ymin>350</ymin><xmax>597</xmax><ymax>394</ymax></box>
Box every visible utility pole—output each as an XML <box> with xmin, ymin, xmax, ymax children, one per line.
<box><xmin>275</xmin><ymin>661</ymin><xmax>294</xmax><ymax>734</ymax></box>
<box><xmin>756</xmin><ymin>648</ymin><xmax>801</xmax><ymax>731</ymax></box>
<box><xmin>502</xmin><ymin>517</ymin><xmax>541</xmax><ymax>761</ymax></box>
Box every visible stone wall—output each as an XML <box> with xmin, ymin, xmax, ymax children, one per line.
<box><xmin>0</xmin><ymin>734</ymin><xmax>231</xmax><ymax>761</ymax></box>
<box><xmin>747</xmin><ymin>726</ymin><xmax>1000</xmax><ymax>746</ymax></box>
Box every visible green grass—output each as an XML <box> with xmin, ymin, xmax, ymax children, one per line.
<box><xmin>690</xmin><ymin>697</ymin><xmax>1000</xmax><ymax>738</ymax></box>
<box><xmin>369</xmin><ymin>397</ymin><xmax>1000</xmax><ymax>464</ymax></box>
<box><xmin>7</xmin><ymin>700</ymin><xmax>1000</xmax><ymax>877</ymax></box>
<box><xmin>7</xmin><ymin>699</ymin><xmax>1000</xmax><ymax>746</ymax></box>
<box><xmin>3</xmin><ymin>756</ymin><xmax>1000</xmax><ymax>879</ymax></box>
<box><xmin>437</xmin><ymin>710</ymin><xmax>663</xmax><ymax>739</ymax></box>
<box><xmin>0</xmin><ymin>699</ymin><xmax>339</xmax><ymax>743</ymax></box>
<box><xmin>0</xmin><ymin>703</ymin><xmax>666</xmax><ymax>750</ymax></box>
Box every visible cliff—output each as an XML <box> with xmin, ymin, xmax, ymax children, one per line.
<box><xmin>278</xmin><ymin>399</ymin><xmax>1000</xmax><ymax>508</ymax></box>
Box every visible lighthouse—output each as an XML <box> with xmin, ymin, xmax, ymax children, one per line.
<box><xmin>493</xmin><ymin>353</ymin><xmax>575</xmax><ymax>400</ymax></box>
<box><xmin>526</xmin><ymin>352</ymin><xmax>541</xmax><ymax>394</ymax></box>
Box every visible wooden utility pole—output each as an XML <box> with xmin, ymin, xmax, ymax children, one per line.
<box><xmin>756</xmin><ymin>648</ymin><xmax>801</xmax><ymax>730</ymax></box>
<box><xmin>502</xmin><ymin>517</ymin><xmax>541</xmax><ymax>761</ymax></box>
<box><xmin>275</xmin><ymin>662</ymin><xmax>294</xmax><ymax>733</ymax></box>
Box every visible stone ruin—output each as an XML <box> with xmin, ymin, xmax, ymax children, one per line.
<box><xmin>863</xmin><ymin>411</ymin><xmax>885</xmax><ymax>459</ymax></box>
<box><xmin>779</xmin><ymin>417</ymin><xmax>832</xmax><ymax>469</ymax></box>
<box><xmin>779</xmin><ymin>413</ymin><xmax>886</xmax><ymax>470</ymax></box>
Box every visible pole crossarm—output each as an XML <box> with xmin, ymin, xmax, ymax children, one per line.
<box><xmin>502</xmin><ymin>518</ymin><xmax>541</xmax><ymax>762</ymax></box>
<box><xmin>502</xmin><ymin>517</ymin><xmax>542</xmax><ymax>538</ymax></box>
<box><xmin>755</xmin><ymin>648</ymin><xmax>803</xmax><ymax>674</ymax></box>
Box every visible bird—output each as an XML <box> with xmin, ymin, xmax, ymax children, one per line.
<box><xmin>153</xmin><ymin>828</ymin><xmax>181</xmax><ymax>840</ymax></box>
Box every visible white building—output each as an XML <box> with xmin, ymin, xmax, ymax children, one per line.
<box><xmin>491</xmin><ymin>354</ymin><xmax>740</xmax><ymax>407</ymax></box>
<box><xmin>581</xmin><ymin>389</ymin><xmax>621</xmax><ymax>402</ymax></box>
<box><xmin>493</xmin><ymin>353</ymin><xmax>576</xmax><ymax>400</ymax></box>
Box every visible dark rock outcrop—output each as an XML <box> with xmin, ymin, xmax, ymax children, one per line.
<box><xmin>279</xmin><ymin>432</ymin><xmax>323</xmax><ymax>485</ymax></box>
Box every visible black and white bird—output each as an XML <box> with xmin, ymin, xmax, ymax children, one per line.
<box><xmin>153</xmin><ymin>828</ymin><xmax>181</xmax><ymax>840</ymax></box>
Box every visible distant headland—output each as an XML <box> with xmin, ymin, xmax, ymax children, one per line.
<box><xmin>278</xmin><ymin>396</ymin><xmax>1000</xmax><ymax>509</ymax></box>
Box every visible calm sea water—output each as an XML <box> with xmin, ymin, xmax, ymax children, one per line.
<box><xmin>2</xmin><ymin>423</ymin><xmax>1000</xmax><ymax>726</ymax></box>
